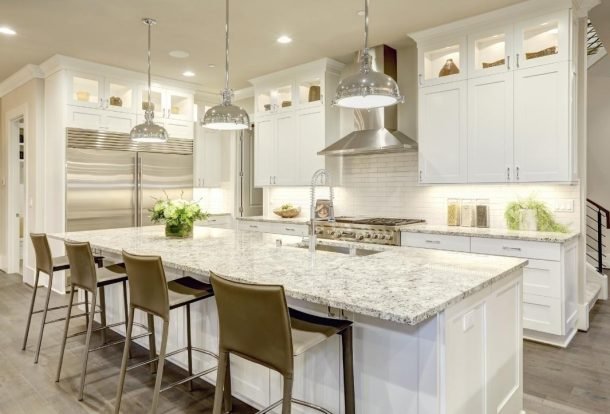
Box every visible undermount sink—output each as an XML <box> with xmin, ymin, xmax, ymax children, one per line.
<box><xmin>295</xmin><ymin>243</ymin><xmax>382</xmax><ymax>257</ymax></box>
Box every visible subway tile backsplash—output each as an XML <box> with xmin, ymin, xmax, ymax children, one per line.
<box><xmin>266</xmin><ymin>152</ymin><xmax>581</xmax><ymax>231</ymax></box>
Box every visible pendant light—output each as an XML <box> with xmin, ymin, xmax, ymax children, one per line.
<box><xmin>333</xmin><ymin>0</ymin><xmax>404</xmax><ymax>109</ymax></box>
<box><xmin>201</xmin><ymin>0</ymin><xmax>250</xmax><ymax>130</ymax></box>
<box><xmin>130</xmin><ymin>18</ymin><xmax>168</xmax><ymax>143</ymax></box>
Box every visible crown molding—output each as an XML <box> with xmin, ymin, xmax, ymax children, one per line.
<box><xmin>0</xmin><ymin>64</ymin><xmax>44</xmax><ymax>98</ymax></box>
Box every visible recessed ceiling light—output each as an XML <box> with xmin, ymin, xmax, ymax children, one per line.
<box><xmin>208</xmin><ymin>63</ymin><xmax>216</xmax><ymax>68</ymax></box>
<box><xmin>277</xmin><ymin>35</ymin><xmax>292</xmax><ymax>44</ymax></box>
<box><xmin>182</xmin><ymin>70</ymin><xmax>195</xmax><ymax>77</ymax></box>
<box><xmin>0</xmin><ymin>27</ymin><xmax>16</xmax><ymax>36</ymax></box>
<box><xmin>357</xmin><ymin>10</ymin><xmax>365</xmax><ymax>16</ymax></box>
<box><xmin>169</xmin><ymin>50</ymin><xmax>189</xmax><ymax>58</ymax></box>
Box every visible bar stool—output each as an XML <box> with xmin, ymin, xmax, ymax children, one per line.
<box><xmin>55</xmin><ymin>241</ymin><xmax>148</xmax><ymax>401</ymax></box>
<box><xmin>115</xmin><ymin>251</ymin><xmax>223</xmax><ymax>414</ymax></box>
<box><xmin>23</xmin><ymin>233</ymin><xmax>103</xmax><ymax>363</ymax></box>
<box><xmin>210</xmin><ymin>272</ymin><xmax>355</xmax><ymax>414</ymax></box>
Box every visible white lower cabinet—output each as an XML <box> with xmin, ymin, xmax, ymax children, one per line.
<box><xmin>403</xmin><ymin>231</ymin><xmax>578</xmax><ymax>347</ymax></box>
<box><xmin>237</xmin><ymin>219</ymin><xmax>308</xmax><ymax>237</ymax></box>
<box><xmin>418</xmin><ymin>81</ymin><xmax>468</xmax><ymax>184</ymax></box>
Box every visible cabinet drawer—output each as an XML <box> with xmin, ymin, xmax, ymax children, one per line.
<box><xmin>238</xmin><ymin>221</ymin><xmax>269</xmax><ymax>233</ymax></box>
<box><xmin>471</xmin><ymin>237</ymin><xmax>560</xmax><ymax>261</ymax></box>
<box><xmin>523</xmin><ymin>259</ymin><xmax>561</xmax><ymax>298</ymax></box>
<box><xmin>523</xmin><ymin>294</ymin><xmax>562</xmax><ymax>335</ymax></box>
<box><xmin>199</xmin><ymin>215</ymin><xmax>232</xmax><ymax>228</ymax></box>
<box><xmin>266</xmin><ymin>222</ymin><xmax>308</xmax><ymax>236</ymax></box>
<box><xmin>401</xmin><ymin>232</ymin><xmax>471</xmax><ymax>253</ymax></box>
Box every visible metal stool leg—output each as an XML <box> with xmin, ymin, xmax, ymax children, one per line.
<box><xmin>84</xmin><ymin>290</ymin><xmax>89</xmax><ymax>327</ymax></box>
<box><xmin>99</xmin><ymin>286</ymin><xmax>107</xmax><ymax>345</ymax></box>
<box><xmin>114</xmin><ymin>306</ymin><xmax>135</xmax><ymax>414</ymax></box>
<box><xmin>147</xmin><ymin>313</ymin><xmax>157</xmax><ymax>374</ymax></box>
<box><xmin>151</xmin><ymin>319</ymin><xmax>169</xmax><ymax>414</ymax></box>
<box><xmin>282</xmin><ymin>376</ymin><xmax>294</xmax><ymax>414</ymax></box>
<box><xmin>34</xmin><ymin>273</ymin><xmax>54</xmax><ymax>364</ymax></box>
<box><xmin>22</xmin><ymin>270</ymin><xmax>41</xmax><ymax>350</ymax></box>
<box><xmin>212</xmin><ymin>350</ymin><xmax>229</xmax><ymax>414</ymax></box>
<box><xmin>341</xmin><ymin>326</ymin><xmax>355</xmax><ymax>414</ymax></box>
<box><xmin>121</xmin><ymin>280</ymin><xmax>132</xmax><ymax>359</ymax></box>
<box><xmin>55</xmin><ymin>286</ymin><xmax>76</xmax><ymax>382</ymax></box>
<box><xmin>78</xmin><ymin>288</ymin><xmax>97</xmax><ymax>401</ymax></box>
<box><xmin>186</xmin><ymin>304</ymin><xmax>194</xmax><ymax>392</ymax></box>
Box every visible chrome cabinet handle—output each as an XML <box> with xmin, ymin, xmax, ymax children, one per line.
<box><xmin>249</xmin><ymin>224</ymin><xmax>258</xmax><ymax>229</ymax></box>
<box><xmin>507</xmin><ymin>167</ymin><xmax>511</xmax><ymax>181</ymax></box>
<box><xmin>516</xmin><ymin>166</ymin><xmax>520</xmax><ymax>180</ymax></box>
<box><xmin>503</xmin><ymin>246</ymin><xmax>522</xmax><ymax>251</ymax></box>
<box><xmin>507</xmin><ymin>56</ymin><xmax>510</xmax><ymax>70</ymax></box>
<box><xmin>285</xmin><ymin>228</ymin><xmax>295</xmax><ymax>232</ymax></box>
<box><xmin>516</xmin><ymin>53</ymin><xmax>520</xmax><ymax>68</ymax></box>
<box><xmin>419</xmin><ymin>170</ymin><xmax>423</xmax><ymax>182</ymax></box>
<box><xmin>418</xmin><ymin>74</ymin><xmax>423</xmax><ymax>86</ymax></box>
<box><xmin>425</xmin><ymin>240</ymin><xmax>441</xmax><ymax>244</ymax></box>
<box><xmin>99</xmin><ymin>98</ymin><xmax>104</xmax><ymax>108</ymax></box>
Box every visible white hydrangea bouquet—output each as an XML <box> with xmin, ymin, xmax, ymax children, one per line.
<box><xmin>150</xmin><ymin>195</ymin><xmax>208</xmax><ymax>238</ymax></box>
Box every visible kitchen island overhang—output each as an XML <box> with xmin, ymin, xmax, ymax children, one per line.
<box><xmin>50</xmin><ymin>226</ymin><xmax>527</xmax><ymax>414</ymax></box>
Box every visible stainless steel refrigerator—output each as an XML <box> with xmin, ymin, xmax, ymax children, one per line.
<box><xmin>66</xmin><ymin>128</ymin><xmax>193</xmax><ymax>231</ymax></box>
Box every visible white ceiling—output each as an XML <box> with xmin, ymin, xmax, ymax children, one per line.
<box><xmin>0</xmin><ymin>0</ymin><xmax>525</xmax><ymax>90</ymax></box>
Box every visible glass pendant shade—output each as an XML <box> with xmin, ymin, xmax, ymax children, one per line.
<box><xmin>333</xmin><ymin>0</ymin><xmax>404</xmax><ymax>109</ymax></box>
<box><xmin>202</xmin><ymin>0</ymin><xmax>250</xmax><ymax>131</ymax></box>
<box><xmin>131</xmin><ymin>18</ymin><xmax>168</xmax><ymax>143</ymax></box>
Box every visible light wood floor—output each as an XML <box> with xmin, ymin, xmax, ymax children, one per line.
<box><xmin>1</xmin><ymin>271</ymin><xmax>608</xmax><ymax>413</ymax></box>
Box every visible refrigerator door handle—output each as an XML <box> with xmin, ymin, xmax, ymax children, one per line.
<box><xmin>134</xmin><ymin>156</ymin><xmax>140</xmax><ymax>227</ymax></box>
<box><xmin>139</xmin><ymin>157</ymin><xmax>144</xmax><ymax>227</ymax></box>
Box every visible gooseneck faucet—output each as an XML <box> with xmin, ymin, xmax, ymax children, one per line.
<box><xmin>309</xmin><ymin>169</ymin><xmax>335</xmax><ymax>253</ymax></box>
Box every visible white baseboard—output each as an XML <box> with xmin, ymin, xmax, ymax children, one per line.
<box><xmin>577</xmin><ymin>303</ymin><xmax>590</xmax><ymax>331</ymax></box>
<box><xmin>524</xmin><ymin>327</ymin><xmax>577</xmax><ymax>348</ymax></box>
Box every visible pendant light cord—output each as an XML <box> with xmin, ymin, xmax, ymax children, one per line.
<box><xmin>364</xmin><ymin>0</ymin><xmax>369</xmax><ymax>53</ymax></box>
<box><xmin>147</xmin><ymin>20</ymin><xmax>152</xmax><ymax>107</ymax></box>
<box><xmin>224</xmin><ymin>0</ymin><xmax>230</xmax><ymax>97</ymax></box>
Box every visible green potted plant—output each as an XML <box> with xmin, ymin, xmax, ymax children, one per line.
<box><xmin>150</xmin><ymin>195</ymin><xmax>208</xmax><ymax>238</ymax></box>
<box><xmin>505</xmin><ymin>197</ymin><xmax>568</xmax><ymax>233</ymax></box>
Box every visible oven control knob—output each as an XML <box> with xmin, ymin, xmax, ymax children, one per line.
<box><xmin>316</xmin><ymin>228</ymin><xmax>324</xmax><ymax>235</ymax></box>
<box><xmin>373</xmin><ymin>234</ymin><xmax>380</xmax><ymax>239</ymax></box>
<box><xmin>356</xmin><ymin>234</ymin><xmax>365</xmax><ymax>241</ymax></box>
<box><xmin>364</xmin><ymin>233</ymin><xmax>372</xmax><ymax>239</ymax></box>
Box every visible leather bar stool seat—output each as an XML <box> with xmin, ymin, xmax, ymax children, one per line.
<box><xmin>114</xmin><ymin>251</ymin><xmax>223</xmax><ymax>414</ymax></box>
<box><xmin>210</xmin><ymin>272</ymin><xmax>356</xmax><ymax>414</ymax></box>
<box><xmin>55</xmin><ymin>241</ymin><xmax>148</xmax><ymax>401</ymax></box>
<box><xmin>22</xmin><ymin>233</ymin><xmax>103</xmax><ymax>364</ymax></box>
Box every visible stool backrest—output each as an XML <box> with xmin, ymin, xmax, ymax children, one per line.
<box><xmin>30</xmin><ymin>233</ymin><xmax>53</xmax><ymax>276</ymax></box>
<box><xmin>210</xmin><ymin>272</ymin><xmax>294</xmax><ymax>377</ymax></box>
<box><xmin>122</xmin><ymin>250</ymin><xmax>170</xmax><ymax>321</ymax></box>
<box><xmin>64</xmin><ymin>241</ymin><xmax>98</xmax><ymax>292</ymax></box>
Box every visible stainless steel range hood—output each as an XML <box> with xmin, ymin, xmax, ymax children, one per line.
<box><xmin>319</xmin><ymin>45</ymin><xmax>417</xmax><ymax>156</ymax></box>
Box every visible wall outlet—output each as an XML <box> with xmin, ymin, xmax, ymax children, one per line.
<box><xmin>554</xmin><ymin>199</ymin><xmax>575</xmax><ymax>213</ymax></box>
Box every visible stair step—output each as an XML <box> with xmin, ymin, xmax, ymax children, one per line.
<box><xmin>586</xmin><ymin>281</ymin><xmax>602</xmax><ymax>310</ymax></box>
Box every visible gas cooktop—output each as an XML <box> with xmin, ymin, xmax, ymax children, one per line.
<box><xmin>332</xmin><ymin>217</ymin><xmax>425</xmax><ymax>227</ymax></box>
<box><xmin>314</xmin><ymin>217</ymin><xmax>425</xmax><ymax>246</ymax></box>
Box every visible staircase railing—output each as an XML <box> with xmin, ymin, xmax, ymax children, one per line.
<box><xmin>586</xmin><ymin>199</ymin><xmax>609</xmax><ymax>273</ymax></box>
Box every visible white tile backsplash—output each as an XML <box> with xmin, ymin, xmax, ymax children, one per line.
<box><xmin>266</xmin><ymin>152</ymin><xmax>581</xmax><ymax>231</ymax></box>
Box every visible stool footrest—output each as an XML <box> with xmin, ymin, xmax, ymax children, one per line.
<box><xmin>32</xmin><ymin>300</ymin><xmax>91</xmax><ymax>315</ymax></box>
<box><xmin>257</xmin><ymin>398</ymin><xmax>333</xmax><ymax>414</ymax></box>
<box><xmin>126</xmin><ymin>346</ymin><xmax>218</xmax><ymax>372</ymax></box>
<box><xmin>160</xmin><ymin>365</ymin><xmax>218</xmax><ymax>393</ymax></box>
<box><xmin>45</xmin><ymin>310</ymin><xmax>100</xmax><ymax>325</ymax></box>
<box><xmin>88</xmin><ymin>331</ymin><xmax>151</xmax><ymax>352</ymax></box>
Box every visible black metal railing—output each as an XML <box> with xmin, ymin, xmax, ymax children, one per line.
<box><xmin>587</xmin><ymin>19</ymin><xmax>604</xmax><ymax>56</ymax></box>
<box><xmin>586</xmin><ymin>199</ymin><xmax>609</xmax><ymax>273</ymax></box>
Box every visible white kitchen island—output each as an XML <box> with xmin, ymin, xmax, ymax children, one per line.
<box><xmin>50</xmin><ymin>226</ymin><xmax>527</xmax><ymax>414</ymax></box>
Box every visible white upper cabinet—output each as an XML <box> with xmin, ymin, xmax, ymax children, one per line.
<box><xmin>418</xmin><ymin>37</ymin><xmax>467</xmax><ymax>87</ymax></box>
<box><xmin>418</xmin><ymin>81</ymin><xmax>468</xmax><ymax>184</ymax></box>
<box><xmin>468</xmin><ymin>72</ymin><xmax>514</xmax><ymax>183</ymax></box>
<box><xmin>69</xmin><ymin>72</ymin><xmax>137</xmax><ymax>113</ymax></box>
<box><xmin>138</xmin><ymin>86</ymin><xmax>194</xmax><ymax>121</ymax></box>
<box><xmin>194</xmin><ymin>126</ymin><xmax>223</xmax><ymax>188</ymax></box>
<box><xmin>250</xmin><ymin>58</ymin><xmax>343</xmax><ymax>187</ymax></box>
<box><xmin>514</xmin><ymin>62</ymin><xmax>570</xmax><ymax>182</ymax></box>
<box><xmin>411</xmin><ymin>4</ymin><xmax>577</xmax><ymax>184</ymax></box>
<box><xmin>514</xmin><ymin>10</ymin><xmax>570</xmax><ymax>70</ymax></box>
<box><xmin>468</xmin><ymin>26</ymin><xmax>514</xmax><ymax>78</ymax></box>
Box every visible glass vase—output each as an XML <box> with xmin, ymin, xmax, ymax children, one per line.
<box><xmin>165</xmin><ymin>222</ymin><xmax>193</xmax><ymax>238</ymax></box>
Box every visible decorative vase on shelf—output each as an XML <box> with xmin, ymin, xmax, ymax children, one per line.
<box><xmin>165</xmin><ymin>222</ymin><xmax>194</xmax><ymax>238</ymax></box>
<box><xmin>438</xmin><ymin>58</ymin><xmax>460</xmax><ymax>77</ymax></box>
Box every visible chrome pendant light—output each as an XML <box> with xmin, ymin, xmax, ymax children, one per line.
<box><xmin>333</xmin><ymin>0</ymin><xmax>404</xmax><ymax>109</ymax></box>
<box><xmin>202</xmin><ymin>0</ymin><xmax>250</xmax><ymax>130</ymax></box>
<box><xmin>130</xmin><ymin>18</ymin><xmax>168</xmax><ymax>143</ymax></box>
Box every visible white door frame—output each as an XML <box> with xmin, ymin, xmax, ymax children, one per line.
<box><xmin>5</xmin><ymin>104</ymin><xmax>29</xmax><ymax>275</ymax></box>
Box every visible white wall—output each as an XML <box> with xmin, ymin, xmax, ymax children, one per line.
<box><xmin>586</xmin><ymin>56</ymin><xmax>610</xmax><ymax>209</ymax></box>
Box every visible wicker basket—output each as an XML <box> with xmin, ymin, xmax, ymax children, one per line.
<box><xmin>273</xmin><ymin>207</ymin><xmax>301</xmax><ymax>218</ymax></box>
<box><xmin>525</xmin><ymin>46</ymin><xmax>557</xmax><ymax>60</ymax></box>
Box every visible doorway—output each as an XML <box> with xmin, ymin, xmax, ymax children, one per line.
<box><xmin>6</xmin><ymin>110</ymin><xmax>27</xmax><ymax>276</ymax></box>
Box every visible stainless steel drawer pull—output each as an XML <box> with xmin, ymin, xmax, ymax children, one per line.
<box><xmin>249</xmin><ymin>225</ymin><xmax>258</xmax><ymax>229</ymax></box>
<box><xmin>502</xmin><ymin>246</ymin><xmax>521</xmax><ymax>251</ymax></box>
<box><xmin>285</xmin><ymin>228</ymin><xmax>295</xmax><ymax>231</ymax></box>
<box><xmin>425</xmin><ymin>240</ymin><xmax>441</xmax><ymax>244</ymax></box>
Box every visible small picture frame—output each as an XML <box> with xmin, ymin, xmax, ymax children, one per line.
<box><xmin>315</xmin><ymin>199</ymin><xmax>331</xmax><ymax>219</ymax></box>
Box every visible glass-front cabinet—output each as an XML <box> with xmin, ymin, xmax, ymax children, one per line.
<box><xmin>105</xmin><ymin>79</ymin><xmax>135</xmax><ymax>113</ymax></box>
<box><xmin>418</xmin><ymin>37</ymin><xmax>467</xmax><ymax>86</ymax></box>
<box><xmin>256</xmin><ymin>84</ymin><xmax>293</xmax><ymax>113</ymax></box>
<box><xmin>138</xmin><ymin>87</ymin><xmax>193</xmax><ymax>121</ymax></box>
<box><xmin>70</xmin><ymin>73</ymin><xmax>103</xmax><ymax>108</ymax></box>
<box><xmin>297</xmin><ymin>77</ymin><xmax>323</xmax><ymax>107</ymax></box>
<box><xmin>468</xmin><ymin>26</ymin><xmax>513</xmax><ymax>77</ymax></box>
<box><xmin>514</xmin><ymin>10</ymin><xmax>569</xmax><ymax>69</ymax></box>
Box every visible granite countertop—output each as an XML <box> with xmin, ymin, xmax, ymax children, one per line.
<box><xmin>237</xmin><ymin>215</ymin><xmax>309</xmax><ymax>224</ymax></box>
<box><xmin>49</xmin><ymin>226</ymin><xmax>526</xmax><ymax>325</ymax></box>
<box><xmin>400</xmin><ymin>224</ymin><xmax>580</xmax><ymax>243</ymax></box>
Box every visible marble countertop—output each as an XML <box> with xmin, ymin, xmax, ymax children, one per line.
<box><xmin>237</xmin><ymin>215</ymin><xmax>309</xmax><ymax>224</ymax></box>
<box><xmin>400</xmin><ymin>224</ymin><xmax>580</xmax><ymax>243</ymax></box>
<box><xmin>49</xmin><ymin>226</ymin><xmax>526</xmax><ymax>325</ymax></box>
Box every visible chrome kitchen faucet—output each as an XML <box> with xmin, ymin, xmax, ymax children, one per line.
<box><xmin>309</xmin><ymin>169</ymin><xmax>335</xmax><ymax>253</ymax></box>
